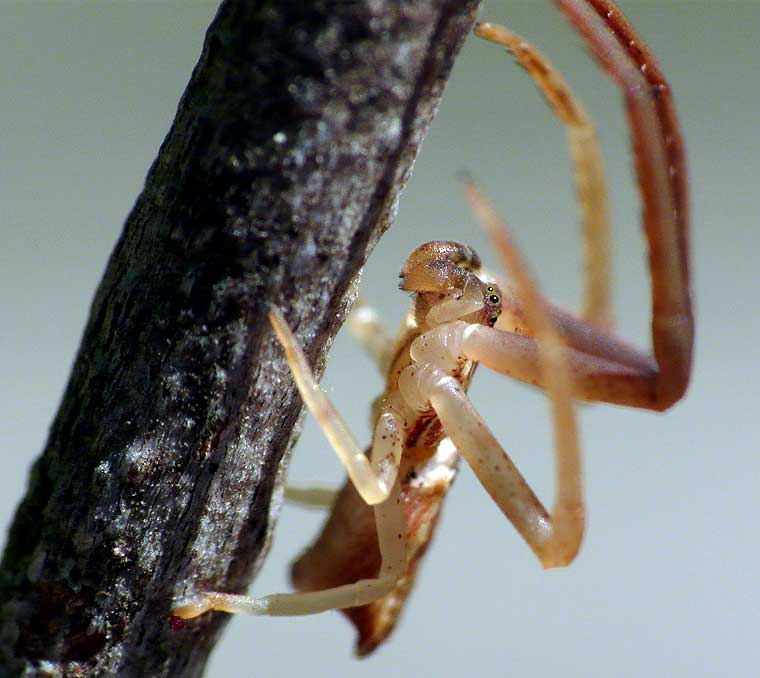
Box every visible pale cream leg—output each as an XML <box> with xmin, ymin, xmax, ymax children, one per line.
<box><xmin>348</xmin><ymin>298</ymin><xmax>395</xmax><ymax>374</ymax></box>
<box><xmin>283</xmin><ymin>484</ymin><xmax>339</xmax><ymax>509</ymax></box>
<box><xmin>475</xmin><ymin>22</ymin><xmax>613</xmax><ymax>329</ymax></box>
<box><xmin>269</xmin><ymin>307</ymin><xmax>402</xmax><ymax>506</ymax></box>
<box><xmin>459</xmin><ymin>181</ymin><xmax>584</xmax><ymax>567</ymax></box>
<box><xmin>414</xmin><ymin>364</ymin><xmax>582</xmax><ymax>568</ymax></box>
<box><xmin>173</xmin><ymin>477</ymin><xmax>406</xmax><ymax>618</ymax></box>
<box><xmin>172</xmin><ymin>309</ymin><xmax>407</xmax><ymax>620</ymax></box>
<box><xmin>282</xmin><ymin>298</ymin><xmax>394</xmax><ymax>512</ymax></box>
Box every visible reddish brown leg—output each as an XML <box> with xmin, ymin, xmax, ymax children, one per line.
<box><xmin>554</xmin><ymin>0</ymin><xmax>693</xmax><ymax>407</ymax></box>
<box><xmin>466</xmin><ymin>1</ymin><xmax>692</xmax><ymax>412</ymax></box>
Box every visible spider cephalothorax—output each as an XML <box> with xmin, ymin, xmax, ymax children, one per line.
<box><xmin>400</xmin><ymin>240</ymin><xmax>502</xmax><ymax>328</ymax></box>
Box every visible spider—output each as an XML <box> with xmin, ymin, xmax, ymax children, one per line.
<box><xmin>172</xmin><ymin>0</ymin><xmax>693</xmax><ymax>656</ymax></box>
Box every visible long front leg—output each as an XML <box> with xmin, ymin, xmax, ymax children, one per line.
<box><xmin>401</xmin><ymin>195</ymin><xmax>585</xmax><ymax>568</ymax></box>
<box><xmin>269</xmin><ymin>307</ymin><xmax>403</xmax><ymax>505</ymax></box>
<box><xmin>281</xmin><ymin>300</ymin><xmax>397</xmax><ymax>511</ymax></box>
<box><xmin>475</xmin><ymin>22</ymin><xmax>613</xmax><ymax>330</ymax></box>
<box><xmin>401</xmin><ymin>361</ymin><xmax>582</xmax><ymax>568</ymax></box>
<box><xmin>173</xmin><ymin>477</ymin><xmax>407</xmax><ymax>618</ymax></box>
<box><xmin>462</xmin><ymin>185</ymin><xmax>683</xmax><ymax>412</ymax></box>
<box><xmin>173</xmin><ymin>310</ymin><xmax>408</xmax><ymax>620</ymax></box>
<box><xmin>473</xmin><ymin>2</ymin><xmax>693</xmax><ymax>412</ymax></box>
<box><xmin>553</xmin><ymin>0</ymin><xmax>693</xmax><ymax>407</ymax></box>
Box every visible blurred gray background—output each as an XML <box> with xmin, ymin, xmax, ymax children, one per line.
<box><xmin>2</xmin><ymin>2</ymin><xmax>759</xmax><ymax>677</ymax></box>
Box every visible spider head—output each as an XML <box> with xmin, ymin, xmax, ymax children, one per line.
<box><xmin>399</xmin><ymin>241</ymin><xmax>481</xmax><ymax>292</ymax></box>
<box><xmin>399</xmin><ymin>241</ymin><xmax>501</xmax><ymax>328</ymax></box>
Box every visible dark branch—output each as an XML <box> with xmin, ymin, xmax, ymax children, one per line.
<box><xmin>0</xmin><ymin>1</ymin><xmax>479</xmax><ymax>676</ymax></box>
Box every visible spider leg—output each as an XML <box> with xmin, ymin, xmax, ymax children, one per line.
<box><xmin>280</xmin><ymin>301</ymin><xmax>397</xmax><ymax>511</ymax></box>
<box><xmin>467</xmin><ymin>0</ymin><xmax>693</xmax><ymax>411</ymax></box>
<box><xmin>475</xmin><ymin>22</ymin><xmax>613</xmax><ymax>329</ymax></box>
<box><xmin>283</xmin><ymin>484</ymin><xmax>339</xmax><ymax>510</ymax></box>
<box><xmin>459</xmin><ymin>173</ymin><xmax>584</xmax><ymax>567</ymax></box>
<box><xmin>269</xmin><ymin>307</ymin><xmax>404</xmax><ymax>506</ymax></box>
<box><xmin>348</xmin><ymin>298</ymin><xmax>395</xmax><ymax>374</ymax></box>
<box><xmin>402</xmin><ymin>176</ymin><xmax>584</xmax><ymax>568</ymax></box>
<box><xmin>462</xmin><ymin>181</ymin><xmax>685</xmax><ymax>412</ymax></box>
<box><xmin>173</xmin><ymin>477</ymin><xmax>406</xmax><ymax>618</ymax></box>
<box><xmin>403</xmin><ymin>360</ymin><xmax>581</xmax><ymax>568</ymax></box>
<box><xmin>172</xmin><ymin>310</ymin><xmax>408</xmax><ymax>619</ymax></box>
<box><xmin>554</xmin><ymin>0</ymin><xmax>693</xmax><ymax>407</ymax></box>
<box><xmin>462</xmin><ymin>324</ymin><xmax>653</xmax><ymax>407</ymax></box>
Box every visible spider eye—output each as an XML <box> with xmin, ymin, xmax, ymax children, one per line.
<box><xmin>489</xmin><ymin>294</ymin><xmax>500</xmax><ymax>305</ymax></box>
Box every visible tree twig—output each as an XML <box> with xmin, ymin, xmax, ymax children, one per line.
<box><xmin>0</xmin><ymin>1</ymin><xmax>479</xmax><ymax>676</ymax></box>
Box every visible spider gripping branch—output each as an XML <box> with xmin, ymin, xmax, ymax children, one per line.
<box><xmin>169</xmin><ymin>0</ymin><xmax>694</xmax><ymax>657</ymax></box>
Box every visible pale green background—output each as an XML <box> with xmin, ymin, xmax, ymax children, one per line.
<box><xmin>2</xmin><ymin>2</ymin><xmax>758</xmax><ymax>677</ymax></box>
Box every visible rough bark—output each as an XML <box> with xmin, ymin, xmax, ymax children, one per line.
<box><xmin>0</xmin><ymin>0</ymin><xmax>479</xmax><ymax>676</ymax></box>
